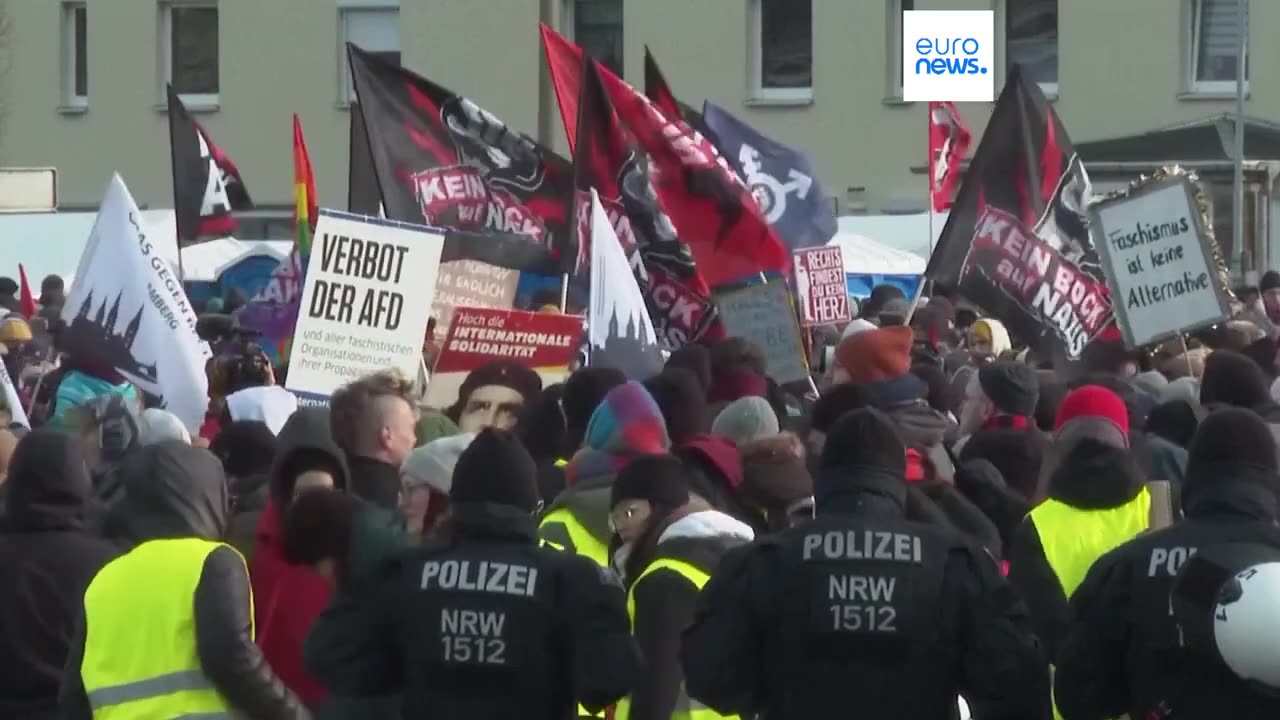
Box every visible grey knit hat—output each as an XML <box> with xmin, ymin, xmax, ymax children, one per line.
<box><xmin>401</xmin><ymin>432</ymin><xmax>477</xmax><ymax>495</ymax></box>
<box><xmin>711</xmin><ymin>396</ymin><xmax>780</xmax><ymax>446</ymax></box>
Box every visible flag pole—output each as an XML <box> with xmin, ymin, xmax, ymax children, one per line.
<box><xmin>165</xmin><ymin>85</ymin><xmax>187</xmax><ymax>283</ymax></box>
<box><xmin>1231</xmin><ymin>0</ymin><xmax>1247</xmax><ymax>277</ymax></box>
<box><xmin>558</xmin><ymin>273</ymin><xmax>570</xmax><ymax>313</ymax></box>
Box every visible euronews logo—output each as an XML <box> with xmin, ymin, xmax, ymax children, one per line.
<box><xmin>914</xmin><ymin>38</ymin><xmax>988</xmax><ymax>76</ymax></box>
<box><xmin>902</xmin><ymin>10</ymin><xmax>995</xmax><ymax>102</ymax></box>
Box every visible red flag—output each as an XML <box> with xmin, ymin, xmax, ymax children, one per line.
<box><xmin>928</xmin><ymin>101</ymin><xmax>971</xmax><ymax>212</ymax></box>
<box><xmin>17</xmin><ymin>265</ymin><xmax>35</xmax><ymax>318</ymax></box>
<box><xmin>599</xmin><ymin>67</ymin><xmax>789</xmax><ymax>287</ymax></box>
<box><xmin>573</xmin><ymin>61</ymin><xmax>721</xmax><ymax>347</ymax></box>
<box><xmin>541</xmin><ymin>23</ymin><xmax>624</xmax><ymax>154</ymax></box>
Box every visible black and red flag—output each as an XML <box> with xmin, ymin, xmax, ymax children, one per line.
<box><xmin>643</xmin><ymin>47</ymin><xmax>705</xmax><ymax>132</ymax></box>
<box><xmin>167</xmin><ymin>85</ymin><xmax>252</xmax><ymax>246</ymax></box>
<box><xmin>347</xmin><ymin>102</ymin><xmax>384</xmax><ymax>217</ymax></box>
<box><xmin>927</xmin><ymin>66</ymin><xmax>1111</xmax><ymax>359</ymax></box>
<box><xmin>543</xmin><ymin>27</ymin><xmax>789</xmax><ymax>288</ymax></box>
<box><xmin>573</xmin><ymin>60</ymin><xmax>720</xmax><ymax>347</ymax></box>
<box><xmin>347</xmin><ymin>44</ymin><xmax>572</xmax><ymax>272</ymax></box>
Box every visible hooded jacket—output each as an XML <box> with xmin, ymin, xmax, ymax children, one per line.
<box><xmin>886</xmin><ymin>400</ymin><xmax>1004</xmax><ymax>555</ymax></box>
<box><xmin>1006</xmin><ymin>436</ymin><xmax>1148</xmax><ymax>658</ymax></box>
<box><xmin>252</xmin><ymin>408</ymin><xmax>351</xmax><ymax>708</ymax></box>
<box><xmin>681</xmin><ymin>464</ymin><xmax>1050</xmax><ymax>720</ymax></box>
<box><xmin>0</xmin><ymin>432</ymin><xmax>118</xmax><ymax>719</ymax></box>
<box><xmin>59</xmin><ymin>441</ymin><xmax>308</xmax><ymax>720</ymax></box>
<box><xmin>623</xmin><ymin>507</ymin><xmax>755</xmax><ymax>720</ymax></box>
<box><xmin>541</xmin><ymin>382</ymin><xmax>670</xmax><ymax>555</ymax></box>
<box><xmin>1055</xmin><ymin>459</ymin><xmax>1280</xmax><ymax>719</ymax></box>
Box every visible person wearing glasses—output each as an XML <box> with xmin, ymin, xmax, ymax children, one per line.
<box><xmin>295</xmin><ymin>428</ymin><xmax>638</xmax><ymax>720</ymax></box>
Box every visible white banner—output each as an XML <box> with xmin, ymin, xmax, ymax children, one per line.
<box><xmin>0</xmin><ymin>360</ymin><xmax>29</xmax><ymax>428</ymax></box>
<box><xmin>286</xmin><ymin>210</ymin><xmax>445</xmax><ymax>399</ymax></box>
<box><xmin>588</xmin><ymin>189</ymin><xmax>664</xmax><ymax>380</ymax></box>
<box><xmin>61</xmin><ymin>174</ymin><xmax>209</xmax><ymax>431</ymax></box>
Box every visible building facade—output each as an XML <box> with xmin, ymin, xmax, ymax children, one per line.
<box><xmin>0</xmin><ymin>0</ymin><xmax>1267</xmax><ymax>242</ymax></box>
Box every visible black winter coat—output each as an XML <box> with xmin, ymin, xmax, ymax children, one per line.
<box><xmin>1055</xmin><ymin>464</ymin><xmax>1280</xmax><ymax>720</ymax></box>
<box><xmin>683</xmin><ymin>466</ymin><xmax>1051</xmax><ymax>720</ymax></box>
<box><xmin>58</xmin><ymin>441</ymin><xmax>310</xmax><ymax>720</ymax></box>
<box><xmin>0</xmin><ymin>431</ymin><xmax>118</xmax><ymax>719</ymax></box>
<box><xmin>305</xmin><ymin>502</ymin><xmax>638</xmax><ymax>720</ymax></box>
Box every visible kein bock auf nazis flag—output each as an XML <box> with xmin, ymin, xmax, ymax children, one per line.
<box><xmin>927</xmin><ymin>66</ymin><xmax>1111</xmax><ymax>359</ymax></box>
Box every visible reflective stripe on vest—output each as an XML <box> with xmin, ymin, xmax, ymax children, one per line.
<box><xmin>1029</xmin><ymin>485</ymin><xmax>1151</xmax><ymax>599</ymax></box>
<box><xmin>554</xmin><ymin>458</ymin><xmax>569</xmax><ymax>468</ymax></box>
<box><xmin>539</xmin><ymin>508</ymin><xmax>609</xmax><ymax>568</ymax></box>
<box><xmin>617</xmin><ymin>558</ymin><xmax>736</xmax><ymax>720</ymax></box>
<box><xmin>81</xmin><ymin>538</ymin><xmax>251</xmax><ymax>719</ymax></box>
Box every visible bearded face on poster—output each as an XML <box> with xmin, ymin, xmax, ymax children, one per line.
<box><xmin>445</xmin><ymin>360</ymin><xmax>543</xmax><ymax>434</ymax></box>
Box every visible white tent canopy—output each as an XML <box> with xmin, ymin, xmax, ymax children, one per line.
<box><xmin>826</xmin><ymin>231</ymin><xmax>927</xmax><ymax>276</ymax></box>
<box><xmin>180</xmin><ymin>237</ymin><xmax>290</xmax><ymax>283</ymax></box>
<box><xmin>836</xmin><ymin>212</ymin><xmax>949</xmax><ymax>262</ymax></box>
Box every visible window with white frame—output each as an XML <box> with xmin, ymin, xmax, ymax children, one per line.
<box><xmin>1006</xmin><ymin>0</ymin><xmax>1058</xmax><ymax>94</ymax></box>
<box><xmin>567</xmin><ymin>0</ymin><xmax>623</xmax><ymax>77</ymax></box>
<box><xmin>161</xmin><ymin>2</ymin><xmax>220</xmax><ymax>106</ymax></box>
<box><xmin>340</xmin><ymin>5</ymin><xmax>401</xmax><ymax>103</ymax></box>
<box><xmin>1191</xmin><ymin>0</ymin><xmax>1248</xmax><ymax>93</ymax></box>
<box><xmin>892</xmin><ymin>0</ymin><xmax>914</xmax><ymax>97</ymax></box>
<box><xmin>751</xmin><ymin>0</ymin><xmax>812</xmax><ymax>101</ymax></box>
<box><xmin>62</xmin><ymin>2</ymin><xmax>87</xmax><ymax>107</ymax></box>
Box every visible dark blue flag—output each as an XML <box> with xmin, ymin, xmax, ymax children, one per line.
<box><xmin>702</xmin><ymin>100</ymin><xmax>837</xmax><ymax>250</ymax></box>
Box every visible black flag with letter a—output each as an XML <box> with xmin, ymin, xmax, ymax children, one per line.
<box><xmin>167</xmin><ymin>86</ymin><xmax>252</xmax><ymax>246</ymax></box>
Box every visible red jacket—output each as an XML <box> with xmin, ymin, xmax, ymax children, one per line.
<box><xmin>250</xmin><ymin>500</ymin><xmax>331</xmax><ymax>706</ymax></box>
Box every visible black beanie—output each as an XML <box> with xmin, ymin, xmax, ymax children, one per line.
<box><xmin>1182</xmin><ymin>407</ymin><xmax>1274</xmax><ymax>479</ymax></box>
<box><xmin>1242</xmin><ymin>336</ymin><xmax>1278</xmax><ymax>379</ymax></box>
<box><xmin>450</xmin><ymin>428</ymin><xmax>541</xmax><ymax>513</ymax></box>
<box><xmin>611</xmin><ymin>455</ymin><xmax>690</xmax><ymax>510</ymax></box>
<box><xmin>978</xmin><ymin>361</ymin><xmax>1040</xmax><ymax>417</ymax></box>
<box><xmin>209</xmin><ymin>420</ymin><xmax>278</xmax><ymax>479</ymax></box>
<box><xmin>665</xmin><ymin>344</ymin><xmax>712</xmax><ymax>391</ymax></box>
<box><xmin>561</xmin><ymin>367</ymin><xmax>626</xmax><ymax>446</ymax></box>
<box><xmin>643</xmin><ymin>368</ymin><xmax>708</xmax><ymax>444</ymax></box>
<box><xmin>1145</xmin><ymin>399</ymin><xmax>1200</xmax><ymax>449</ymax></box>
<box><xmin>1261</xmin><ymin>270</ymin><xmax>1280</xmax><ymax>293</ymax></box>
<box><xmin>819</xmin><ymin>408</ymin><xmax>906</xmax><ymax>475</ymax></box>
<box><xmin>810</xmin><ymin>383</ymin><xmax>870</xmax><ymax>434</ymax></box>
<box><xmin>1199</xmin><ymin>350</ymin><xmax>1270</xmax><ymax>409</ymax></box>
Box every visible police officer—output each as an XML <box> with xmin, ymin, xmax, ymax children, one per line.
<box><xmin>303</xmin><ymin>428</ymin><xmax>638</xmax><ymax>719</ymax></box>
<box><xmin>682</xmin><ymin>409</ymin><xmax>1050</xmax><ymax>719</ymax></box>
<box><xmin>1055</xmin><ymin>408</ymin><xmax>1280</xmax><ymax>719</ymax></box>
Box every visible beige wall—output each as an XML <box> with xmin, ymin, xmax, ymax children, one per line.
<box><xmin>0</xmin><ymin>0</ymin><xmax>1274</xmax><ymax>222</ymax></box>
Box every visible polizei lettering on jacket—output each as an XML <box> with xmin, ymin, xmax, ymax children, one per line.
<box><xmin>1148</xmin><ymin>546</ymin><xmax>1197</xmax><ymax>578</ymax></box>
<box><xmin>802</xmin><ymin>530</ymin><xmax>923</xmax><ymax>564</ymax></box>
<box><xmin>420</xmin><ymin>560</ymin><xmax>539</xmax><ymax>597</ymax></box>
<box><xmin>439</xmin><ymin>607</ymin><xmax>508</xmax><ymax>666</ymax></box>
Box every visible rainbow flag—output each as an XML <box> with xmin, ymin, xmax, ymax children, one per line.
<box><xmin>293</xmin><ymin>114</ymin><xmax>317</xmax><ymax>254</ymax></box>
<box><xmin>237</xmin><ymin>115</ymin><xmax>318</xmax><ymax>367</ymax></box>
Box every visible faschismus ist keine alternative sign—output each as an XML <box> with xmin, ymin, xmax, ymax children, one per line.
<box><xmin>1089</xmin><ymin>175</ymin><xmax>1230</xmax><ymax>348</ymax></box>
<box><xmin>793</xmin><ymin>246</ymin><xmax>851</xmax><ymax>326</ymax></box>
<box><xmin>424</xmin><ymin>306</ymin><xmax>584</xmax><ymax>410</ymax></box>
<box><xmin>287</xmin><ymin>210</ymin><xmax>445</xmax><ymax>399</ymax></box>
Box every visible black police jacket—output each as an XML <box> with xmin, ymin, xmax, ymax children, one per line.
<box><xmin>682</xmin><ymin>466</ymin><xmax>1051</xmax><ymax>720</ymax></box>
<box><xmin>1055</xmin><ymin>465</ymin><xmax>1280</xmax><ymax>720</ymax></box>
<box><xmin>305</xmin><ymin>502</ymin><xmax>638</xmax><ymax>720</ymax></box>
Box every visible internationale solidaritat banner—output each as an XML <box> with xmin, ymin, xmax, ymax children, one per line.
<box><xmin>425</xmin><ymin>306</ymin><xmax>584</xmax><ymax>410</ymax></box>
<box><xmin>286</xmin><ymin>210</ymin><xmax>445</xmax><ymax>400</ymax></box>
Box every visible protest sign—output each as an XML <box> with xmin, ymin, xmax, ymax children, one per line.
<box><xmin>61</xmin><ymin>174</ymin><xmax>210</xmax><ymax>431</ymax></box>
<box><xmin>0</xmin><ymin>360</ymin><xmax>29</xmax><ymax>428</ymax></box>
<box><xmin>793</xmin><ymin>246</ymin><xmax>851</xmax><ymax>326</ymax></box>
<box><xmin>431</xmin><ymin>260</ymin><xmax>520</xmax><ymax>332</ymax></box>
<box><xmin>286</xmin><ymin>210</ymin><xmax>445</xmax><ymax>400</ymax></box>
<box><xmin>1089</xmin><ymin>174</ymin><xmax>1230</xmax><ymax>347</ymax></box>
<box><xmin>715</xmin><ymin>280</ymin><xmax>809</xmax><ymax>384</ymax></box>
<box><xmin>425</xmin><ymin>307</ymin><xmax>584</xmax><ymax>409</ymax></box>
<box><xmin>587</xmin><ymin>190</ymin><xmax>665</xmax><ymax>380</ymax></box>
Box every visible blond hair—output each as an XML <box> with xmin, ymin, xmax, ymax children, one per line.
<box><xmin>330</xmin><ymin>369</ymin><xmax>415</xmax><ymax>456</ymax></box>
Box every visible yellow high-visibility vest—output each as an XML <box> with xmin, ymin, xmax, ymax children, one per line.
<box><xmin>1030</xmin><ymin>486</ymin><xmax>1151</xmax><ymax>599</ymax></box>
<box><xmin>539</xmin><ymin>507</ymin><xmax>609</xmax><ymax>569</ymax></box>
<box><xmin>1031</xmin><ymin>487</ymin><xmax>1149</xmax><ymax>720</ymax></box>
<box><xmin>81</xmin><ymin>538</ymin><xmax>253</xmax><ymax>719</ymax></box>
<box><xmin>617</xmin><ymin>558</ymin><xmax>738</xmax><ymax>720</ymax></box>
<box><xmin>536</xmin><ymin>520</ymin><xmax>606</xmax><ymax>718</ymax></box>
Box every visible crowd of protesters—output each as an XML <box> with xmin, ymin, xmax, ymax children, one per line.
<box><xmin>0</xmin><ymin>272</ymin><xmax>1278</xmax><ymax>719</ymax></box>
